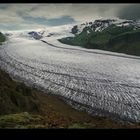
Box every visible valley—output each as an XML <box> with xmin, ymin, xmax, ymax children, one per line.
<box><xmin>0</xmin><ymin>24</ymin><xmax>140</xmax><ymax>123</ymax></box>
<box><xmin>0</xmin><ymin>3</ymin><xmax>140</xmax><ymax>129</ymax></box>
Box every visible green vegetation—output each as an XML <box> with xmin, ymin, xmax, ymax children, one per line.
<box><xmin>59</xmin><ymin>25</ymin><xmax>140</xmax><ymax>56</ymax></box>
<box><xmin>0</xmin><ymin>112</ymin><xmax>44</xmax><ymax>129</ymax></box>
<box><xmin>0</xmin><ymin>32</ymin><xmax>6</xmax><ymax>45</ymax></box>
<box><xmin>0</xmin><ymin>70</ymin><xmax>40</xmax><ymax>115</ymax></box>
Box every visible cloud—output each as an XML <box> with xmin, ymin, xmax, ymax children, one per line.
<box><xmin>0</xmin><ymin>9</ymin><xmax>23</xmax><ymax>24</ymax></box>
<box><xmin>22</xmin><ymin>15</ymin><xmax>75</xmax><ymax>26</ymax></box>
<box><xmin>0</xmin><ymin>4</ymin><xmax>125</xmax><ymax>22</ymax></box>
<box><xmin>0</xmin><ymin>4</ymin><xmax>139</xmax><ymax>31</ymax></box>
<box><xmin>117</xmin><ymin>4</ymin><xmax>140</xmax><ymax>20</ymax></box>
<box><xmin>22</xmin><ymin>4</ymin><xmax>129</xmax><ymax>22</ymax></box>
<box><xmin>0</xmin><ymin>4</ymin><xmax>10</xmax><ymax>9</ymax></box>
<box><xmin>0</xmin><ymin>23</ymin><xmax>47</xmax><ymax>32</ymax></box>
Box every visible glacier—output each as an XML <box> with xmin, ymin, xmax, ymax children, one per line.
<box><xmin>0</xmin><ymin>27</ymin><xmax>140</xmax><ymax>123</ymax></box>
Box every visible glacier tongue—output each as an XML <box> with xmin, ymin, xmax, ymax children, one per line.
<box><xmin>0</xmin><ymin>30</ymin><xmax>140</xmax><ymax>123</ymax></box>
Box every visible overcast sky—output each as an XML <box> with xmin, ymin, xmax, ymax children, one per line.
<box><xmin>0</xmin><ymin>4</ymin><xmax>140</xmax><ymax>31</ymax></box>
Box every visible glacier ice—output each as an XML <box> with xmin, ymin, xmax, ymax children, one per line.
<box><xmin>0</xmin><ymin>28</ymin><xmax>140</xmax><ymax>123</ymax></box>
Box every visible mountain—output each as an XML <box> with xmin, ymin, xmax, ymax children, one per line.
<box><xmin>59</xmin><ymin>19</ymin><xmax>140</xmax><ymax>56</ymax></box>
<box><xmin>28</xmin><ymin>31</ymin><xmax>43</xmax><ymax>40</ymax></box>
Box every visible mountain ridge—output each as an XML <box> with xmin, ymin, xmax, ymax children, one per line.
<box><xmin>59</xmin><ymin>18</ymin><xmax>140</xmax><ymax>56</ymax></box>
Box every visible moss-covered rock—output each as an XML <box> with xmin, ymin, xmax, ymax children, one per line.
<box><xmin>0</xmin><ymin>32</ymin><xmax>6</xmax><ymax>45</ymax></box>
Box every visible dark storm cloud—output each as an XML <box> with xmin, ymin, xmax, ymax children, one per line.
<box><xmin>117</xmin><ymin>4</ymin><xmax>140</xmax><ymax>20</ymax></box>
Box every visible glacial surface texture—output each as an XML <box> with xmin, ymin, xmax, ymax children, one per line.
<box><xmin>0</xmin><ymin>28</ymin><xmax>140</xmax><ymax>122</ymax></box>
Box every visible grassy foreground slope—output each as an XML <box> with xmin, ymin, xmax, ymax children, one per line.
<box><xmin>1</xmin><ymin>69</ymin><xmax>140</xmax><ymax>128</ymax></box>
<box><xmin>59</xmin><ymin>25</ymin><xmax>140</xmax><ymax>56</ymax></box>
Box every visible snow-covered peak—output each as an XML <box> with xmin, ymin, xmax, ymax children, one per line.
<box><xmin>2</xmin><ymin>19</ymin><xmax>140</xmax><ymax>41</ymax></box>
<box><xmin>3</xmin><ymin>29</ymin><xmax>45</xmax><ymax>40</ymax></box>
<box><xmin>28</xmin><ymin>31</ymin><xmax>43</xmax><ymax>40</ymax></box>
<box><xmin>71</xmin><ymin>18</ymin><xmax>140</xmax><ymax>34</ymax></box>
<box><xmin>40</xmin><ymin>24</ymin><xmax>75</xmax><ymax>39</ymax></box>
